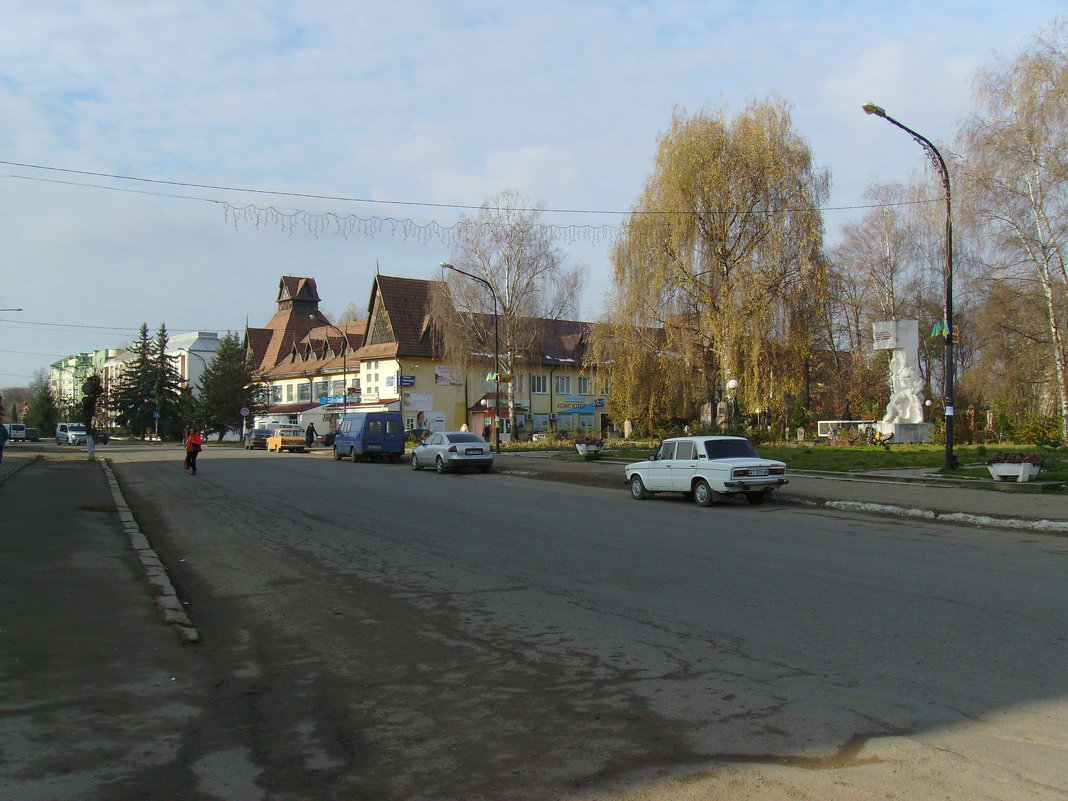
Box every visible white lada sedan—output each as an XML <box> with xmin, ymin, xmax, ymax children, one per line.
<box><xmin>625</xmin><ymin>436</ymin><xmax>788</xmax><ymax>506</ymax></box>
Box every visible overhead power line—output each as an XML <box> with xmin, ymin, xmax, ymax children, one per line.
<box><xmin>0</xmin><ymin>158</ymin><xmax>942</xmax><ymax>217</ymax></box>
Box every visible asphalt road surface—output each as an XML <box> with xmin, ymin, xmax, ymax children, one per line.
<box><xmin>84</xmin><ymin>445</ymin><xmax>1068</xmax><ymax>798</ymax></box>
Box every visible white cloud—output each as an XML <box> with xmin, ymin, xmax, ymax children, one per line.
<box><xmin>0</xmin><ymin>0</ymin><xmax>1064</xmax><ymax>382</ymax></box>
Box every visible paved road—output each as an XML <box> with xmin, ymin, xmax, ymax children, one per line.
<box><xmin>3</xmin><ymin>443</ymin><xmax>1067</xmax><ymax>800</ymax></box>
<box><xmin>123</xmin><ymin>444</ymin><xmax>1068</xmax><ymax>798</ymax></box>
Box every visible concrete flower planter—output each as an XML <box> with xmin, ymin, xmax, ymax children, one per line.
<box><xmin>575</xmin><ymin>443</ymin><xmax>603</xmax><ymax>459</ymax></box>
<box><xmin>987</xmin><ymin>462</ymin><xmax>1041</xmax><ymax>483</ymax></box>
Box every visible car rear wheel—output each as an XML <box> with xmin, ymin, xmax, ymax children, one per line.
<box><xmin>629</xmin><ymin>475</ymin><xmax>649</xmax><ymax>500</ymax></box>
<box><xmin>746</xmin><ymin>491</ymin><xmax>767</xmax><ymax>505</ymax></box>
<box><xmin>436</xmin><ymin>456</ymin><xmax>447</xmax><ymax>474</ymax></box>
<box><xmin>694</xmin><ymin>479</ymin><xmax>714</xmax><ymax>507</ymax></box>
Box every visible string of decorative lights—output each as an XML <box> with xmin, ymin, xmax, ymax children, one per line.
<box><xmin>3</xmin><ymin>159</ymin><xmax>946</xmax><ymax>247</ymax></box>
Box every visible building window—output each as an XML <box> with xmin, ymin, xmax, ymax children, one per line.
<box><xmin>286</xmin><ymin>384</ymin><xmax>294</xmax><ymax>402</ymax></box>
<box><xmin>331</xmin><ymin>380</ymin><xmax>345</xmax><ymax>397</ymax></box>
<box><xmin>314</xmin><ymin>380</ymin><xmax>329</xmax><ymax>399</ymax></box>
<box><xmin>271</xmin><ymin>385</ymin><xmax>282</xmax><ymax>404</ymax></box>
<box><xmin>578</xmin><ymin>376</ymin><xmax>590</xmax><ymax>395</ymax></box>
<box><xmin>531</xmin><ymin>374</ymin><xmax>547</xmax><ymax>394</ymax></box>
<box><xmin>513</xmin><ymin>374</ymin><xmax>524</xmax><ymax>393</ymax></box>
<box><xmin>555</xmin><ymin>375</ymin><xmax>571</xmax><ymax>395</ymax></box>
<box><xmin>297</xmin><ymin>383</ymin><xmax>311</xmax><ymax>402</ymax></box>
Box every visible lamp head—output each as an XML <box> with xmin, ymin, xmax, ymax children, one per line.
<box><xmin>862</xmin><ymin>103</ymin><xmax>886</xmax><ymax>118</ymax></box>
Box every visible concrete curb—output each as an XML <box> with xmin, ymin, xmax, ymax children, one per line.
<box><xmin>492</xmin><ymin>454</ymin><xmax>1067</xmax><ymax>535</ymax></box>
<box><xmin>101</xmin><ymin>459</ymin><xmax>200</xmax><ymax>644</ymax></box>
<box><xmin>777</xmin><ymin>494</ymin><xmax>1068</xmax><ymax>534</ymax></box>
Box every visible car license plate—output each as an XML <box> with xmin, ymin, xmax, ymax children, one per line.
<box><xmin>749</xmin><ymin>467</ymin><xmax>769</xmax><ymax>476</ymax></box>
<box><xmin>465</xmin><ymin>448</ymin><xmax>483</xmax><ymax>455</ymax></box>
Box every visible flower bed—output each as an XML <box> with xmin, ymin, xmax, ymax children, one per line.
<box><xmin>987</xmin><ymin>452</ymin><xmax>1045</xmax><ymax>482</ymax></box>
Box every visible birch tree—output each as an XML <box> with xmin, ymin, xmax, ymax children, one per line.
<box><xmin>437</xmin><ymin>190</ymin><xmax>584</xmax><ymax>435</ymax></box>
<box><xmin>958</xmin><ymin>19</ymin><xmax>1068</xmax><ymax>441</ymax></box>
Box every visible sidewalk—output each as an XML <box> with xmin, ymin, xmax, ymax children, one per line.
<box><xmin>0</xmin><ymin>452</ymin><xmax>203</xmax><ymax>800</ymax></box>
<box><xmin>492</xmin><ymin>451</ymin><xmax>1068</xmax><ymax>533</ymax></box>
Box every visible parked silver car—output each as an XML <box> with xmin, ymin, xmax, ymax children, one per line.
<box><xmin>411</xmin><ymin>431</ymin><xmax>494</xmax><ymax>473</ymax></box>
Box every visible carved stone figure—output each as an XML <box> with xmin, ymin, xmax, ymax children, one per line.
<box><xmin>872</xmin><ymin>320</ymin><xmax>929</xmax><ymax>443</ymax></box>
<box><xmin>881</xmin><ymin>350</ymin><xmax>925</xmax><ymax>424</ymax></box>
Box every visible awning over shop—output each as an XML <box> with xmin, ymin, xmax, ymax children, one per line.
<box><xmin>555</xmin><ymin>403</ymin><xmax>603</xmax><ymax>416</ymax></box>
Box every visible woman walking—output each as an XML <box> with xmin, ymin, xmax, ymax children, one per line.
<box><xmin>184</xmin><ymin>426</ymin><xmax>203</xmax><ymax>474</ymax></box>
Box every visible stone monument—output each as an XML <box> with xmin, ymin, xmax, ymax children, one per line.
<box><xmin>872</xmin><ymin>320</ymin><xmax>930</xmax><ymax>443</ymax></box>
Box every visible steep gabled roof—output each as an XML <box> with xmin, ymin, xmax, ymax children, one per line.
<box><xmin>259</xmin><ymin>319</ymin><xmax>368</xmax><ymax>379</ymax></box>
<box><xmin>356</xmin><ymin>275</ymin><xmax>440</xmax><ymax>361</ymax></box>
<box><xmin>247</xmin><ymin>276</ymin><xmax>329</xmax><ymax>374</ymax></box>
<box><xmin>244</xmin><ymin>328</ymin><xmax>273</xmax><ymax>368</ymax></box>
<box><xmin>538</xmin><ymin>319</ymin><xmax>591</xmax><ymax>365</ymax></box>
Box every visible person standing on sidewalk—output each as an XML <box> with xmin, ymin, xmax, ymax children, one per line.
<box><xmin>184</xmin><ymin>427</ymin><xmax>203</xmax><ymax>474</ymax></box>
<box><xmin>305</xmin><ymin>422</ymin><xmax>317</xmax><ymax>449</ymax></box>
<box><xmin>0</xmin><ymin>422</ymin><xmax>8</xmax><ymax>463</ymax></box>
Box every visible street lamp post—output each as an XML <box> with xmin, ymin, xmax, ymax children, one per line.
<box><xmin>726</xmin><ymin>378</ymin><xmax>740</xmax><ymax>434</ymax></box>
<box><xmin>441</xmin><ymin>262</ymin><xmax>500</xmax><ymax>454</ymax></box>
<box><xmin>311</xmin><ymin>316</ymin><xmax>349</xmax><ymax>420</ymax></box>
<box><xmin>862</xmin><ymin>103</ymin><xmax>956</xmax><ymax>471</ymax></box>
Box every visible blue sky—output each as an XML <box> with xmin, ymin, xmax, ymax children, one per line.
<box><xmin>0</xmin><ymin>1</ymin><xmax>1062</xmax><ymax>384</ymax></box>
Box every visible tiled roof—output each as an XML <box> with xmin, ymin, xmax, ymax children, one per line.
<box><xmin>246</xmin><ymin>276</ymin><xmax>338</xmax><ymax>375</ymax></box>
<box><xmin>249</xmin><ymin>273</ymin><xmax>597</xmax><ymax>376</ymax></box>
<box><xmin>266</xmin><ymin>401</ymin><xmax>321</xmax><ymax>414</ymax></box>
<box><xmin>245</xmin><ymin>328</ymin><xmax>273</xmax><ymax>368</ymax></box>
<box><xmin>260</xmin><ymin>319</ymin><xmax>368</xmax><ymax>379</ymax></box>
<box><xmin>279</xmin><ymin>276</ymin><xmax>320</xmax><ymax>303</ymax></box>
<box><xmin>355</xmin><ymin>275</ymin><xmax>439</xmax><ymax>360</ymax></box>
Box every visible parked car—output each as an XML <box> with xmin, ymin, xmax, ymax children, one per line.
<box><xmin>333</xmin><ymin>412</ymin><xmax>405</xmax><ymax>462</ymax></box>
<box><xmin>411</xmin><ymin>431</ymin><xmax>494</xmax><ymax>473</ymax></box>
<box><xmin>24</xmin><ymin>427</ymin><xmax>40</xmax><ymax>442</ymax></box>
<box><xmin>266</xmin><ymin>426</ymin><xmax>309</xmax><ymax>453</ymax></box>
<box><xmin>244</xmin><ymin>428</ymin><xmax>272</xmax><ymax>450</ymax></box>
<box><xmin>317</xmin><ymin>429</ymin><xmax>337</xmax><ymax>448</ymax></box>
<box><xmin>624</xmin><ymin>436</ymin><xmax>788</xmax><ymax>506</ymax></box>
<box><xmin>6</xmin><ymin>423</ymin><xmax>27</xmax><ymax>441</ymax></box>
<box><xmin>56</xmin><ymin>422</ymin><xmax>87</xmax><ymax>445</ymax></box>
<box><xmin>93</xmin><ymin>428</ymin><xmax>111</xmax><ymax>444</ymax></box>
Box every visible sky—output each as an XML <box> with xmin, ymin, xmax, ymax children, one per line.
<box><xmin>0</xmin><ymin>0</ymin><xmax>1062</xmax><ymax>386</ymax></box>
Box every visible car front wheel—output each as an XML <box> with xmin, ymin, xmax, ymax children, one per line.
<box><xmin>629</xmin><ymin>475</ymin><xmax>649</xmax><ymax>500</ymax></box>
<box><xmin>411</xmin><ymin>453</ymin><xmax>420</xmax><ymax>470</ymax></box>
<box><xmin>333</xmin><ymin>447</ymin><xmax>342</xmax><ymax>461</ymax></box>
<box><xmin>694</xmin><ymin>479</ymin><xmax>714</xmax><ymax>507</ymax></box>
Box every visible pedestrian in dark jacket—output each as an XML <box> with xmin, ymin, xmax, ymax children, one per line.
<box><xmin>0</xmin><ymin>423</ymin><xmax>8</xmax><ymax>463</ymax></box>
<box><xmin>306</xmin><ymin>423</ymin><xmax>317</xmax><ymax>448</ymax></box>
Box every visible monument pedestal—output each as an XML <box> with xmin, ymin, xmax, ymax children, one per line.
<box><xmin>874</xmin><ymin>422</ymin><xmax>930</xmax><ymax>443</ymax></box>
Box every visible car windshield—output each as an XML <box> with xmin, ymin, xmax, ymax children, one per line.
<box><xmin>70</xmin><ymin>425</ymin><xmax>86</xmax><ymax>433</ymax></box>
<box><xmin>703</xmin><ymin>439</ymin><xmax>759</xmax><ymax>460</ymax></box>
<box><xmin>446</xmin><ymin>433</ymin><xmax>485</xmax><ymax>444</ymax></box>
